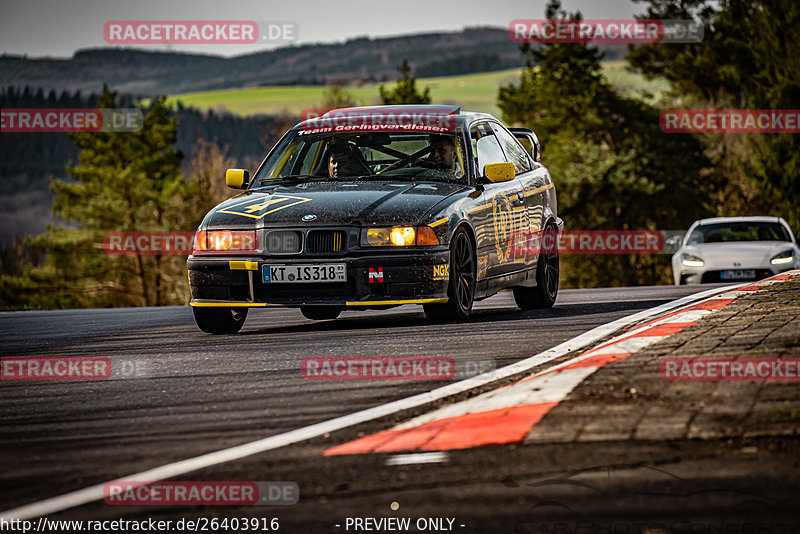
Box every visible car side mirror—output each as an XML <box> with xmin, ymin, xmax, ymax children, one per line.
<box><xmin>483</xmin><ymin>162</ymin><xmax>515</xmax><ymax>183</ymax></box>
<box><xmin>664</xmin><ymin>235</ymin><xmax>683</xmax><ymax>251</ymax></box>
<box><xmin>225</xmin><ymin>168</ymin><xmax>250</xmax><ymax>189</ymax></box>
<box><xmin>510</xmin><ymin>127</ymin><xmax>541</xmax><ymax>162</ymax></box>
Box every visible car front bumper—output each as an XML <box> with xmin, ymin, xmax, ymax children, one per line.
<box><xmin>187</xmin><ymin>249</ymin><xmax>451</xmax><ymax>309</ymax></box>
<box><xmin>676</xmin><ymin>265</ymin><xmax>793</xmax><ymax>285</ymax></box>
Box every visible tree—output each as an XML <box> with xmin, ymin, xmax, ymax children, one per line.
<box><xmin>0</xmin><ymin>86</ymin><xmax>194</xmax><ymax>308</ymax></box>
<box><xmin>627</xmin><ymin>0</ymin><xmax>800</xmax><ymax>229</ymax></box>
<box><xmin>321</xmin><ymin>84</ymin><xmax>358</xmax><ymax>109</ymax></box>
<box><xmin>184</xmin><ymin>138</ymin><xmax>237</xmax><ymax>222</ymax></box>
<box><xmin>379</xmin><ymin>59</ymin><xmax>432</xmax><ymax>105</ymax></box>
<box><xmin>498</xmin><ymin>0</ymin><xmax>711</xmax><ymax>287</ymax></box>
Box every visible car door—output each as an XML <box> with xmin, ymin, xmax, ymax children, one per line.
<box><xmin>491</xmin><ymin>122</ymin><xmax>550</xmax><ymax>270</ymax></box>
<box><xmin>468</xmin><ymin>121</ymin><xmax>528</xmax><ymax>279</ymax></box>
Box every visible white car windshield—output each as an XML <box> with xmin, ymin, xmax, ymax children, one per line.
<box><xmin>688</xmin><ymin>222</ymin><xmax>791</xmax><ymax>244</ymax></box>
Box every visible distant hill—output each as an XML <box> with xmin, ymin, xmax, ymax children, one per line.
<box><xmin>163</xmin><ymin>61</ymin><xmax>667</xmax><ymax>119</ymax></box>
<box><xmin>0</xmin><ymin>27</ymin><xmax>627</xmax><ymax>97</ymax></box>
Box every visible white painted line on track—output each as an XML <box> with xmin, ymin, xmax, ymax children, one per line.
<box><xmin>385</xmin><ymin>452</ymin><xmax>449</xmax><ymax>466</ymax></box>
<box><xmin>0</xmin><ymin>284</ymin><xmax>742</xmax><ymax>521</ymax></box>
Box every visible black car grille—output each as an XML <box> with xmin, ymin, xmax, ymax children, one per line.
<box><xmin>256</xmin><ymin>279</ymin><xmax>356</xmax><ymax>300</ymax></box>
<box><xmin>306</xmin><ymin>230</ymin><xmax>346</xmax><ymax>253</ymax></box>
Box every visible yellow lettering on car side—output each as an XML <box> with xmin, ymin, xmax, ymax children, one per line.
<box><xmin>492</xmin><ymin>194</ymin><xmax>514</xmax><ymax>263</ymax></box>
<box><xmin>477</xmin><ymin>254</ymin><xmax>489</xmax><ymax>279</ymax></box>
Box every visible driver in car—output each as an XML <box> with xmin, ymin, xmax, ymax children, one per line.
<box><xmin>429</xmin><ymin>135</ymin><xmax>458</xmax><ymax>174</ymax></box>
<box><xmin>328</xmin><ymin>139</ymin><xmax>365</xmax><ymax>178</ymax></box>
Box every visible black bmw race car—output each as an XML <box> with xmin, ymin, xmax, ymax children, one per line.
<box><xmin>187</xmin><ymin>105</ymin><xmax>562</xmax><ymax>333</ymax></box>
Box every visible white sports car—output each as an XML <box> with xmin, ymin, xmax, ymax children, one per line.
<box><xmin>671</xmin><ymin>216</ymin><xmax>799</xmax><ymax>285</ymax></box>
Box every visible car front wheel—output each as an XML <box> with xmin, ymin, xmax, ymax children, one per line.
<box><xmin>192</xmin><ymin>306</ymin><xmax>248</xmax><ymax>334</ymax></box>
<box><xmin>424</xmin><ymin>227</ymin><xmax>476</xmax><ymax>321</ymax></box>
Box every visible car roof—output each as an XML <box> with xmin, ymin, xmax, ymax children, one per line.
<box><xmin>293</xmin><ymin>105</ymin><xmax>499</xmax><ymax>131</ymax></box>
<box><xmin>458</xmin><ymin>111</ymin><xmax>495</xmax><ymax>122</ymax></box>
<box><xmin>322</xmin><ymin>105</ymin><xmax>497</xmax><ymax>122</ymax></box>
<box><xmin>320</xmin><ymin>104</ymin><xmax>462</xmax><ymax>117</ymax></box>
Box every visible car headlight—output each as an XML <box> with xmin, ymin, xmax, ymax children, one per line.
<box><xmin>771</xmin><ymin>250</ymin><xmax>794</xmax><ymax>265</ymax></box>
<box><xmin>361</xmin><ymin>226</ymin><xmax>440</xmax><ymax>247</ymax></box>
<box><xmin>681</xmin><ymin>253</ymin><xmax>704</xmax><ymax>267</ymax></box>
<box><xmin>194</xmin><ymin>230</ymin><xmax>257</xmax><ymax>253</ymax></box>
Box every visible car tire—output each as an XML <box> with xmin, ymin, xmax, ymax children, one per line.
<box><xmin>514</xmin><ymin>222</ymin><xmax>559</xmax><ymax>310</ymax></box>
<box><xmin>300</xmin><ymin>306</ymin><xmax>342</xmax><ymax>320</ymax></box>
<box><xmin>192</xmin><ymin>306</ymin><xmax>248</xmax><ymax>334</ymax></box>
<box><xmin>424</xmin><ymin>227</ymin><xmax>476</xmax><ymax>321</ymax></box>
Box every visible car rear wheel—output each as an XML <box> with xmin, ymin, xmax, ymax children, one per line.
<box><xmin>300</xmin><ymin>306</ymin><xmax>342</xmax><ymax>320</ymax></box>
<box><xmin>424</xmin><ymin>228</ymin><xmax>476</xmax><ymax>321</ymax></box>
<box><xmin>192</xmin><ymin>306</ymin><xmax>248</xmax><ymax>334</ymax></box>
<box><xmin>514</xmin><ymin>222</ymin><xmax>559</xmax><ymax>310</ymax></box>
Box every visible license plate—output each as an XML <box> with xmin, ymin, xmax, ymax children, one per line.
<box><xmin>263</xmin><ymin>264</ymin><xmax>346</xmax><ymax>283</ymax></box>
<box><xmin>720</xmin><ymin>269</ymin><xmax>755</xmax><ymax>280</ymax></box>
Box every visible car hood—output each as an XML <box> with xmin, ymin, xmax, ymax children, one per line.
<box><xmin>202</xmin><ymin>181</ymin><xmax>466</xmax><ymax>229</ymax></box>
<box><xmin>681</xmin><ymin>242</ymin><xmax>795</xmax><ymax>267</ymax></box>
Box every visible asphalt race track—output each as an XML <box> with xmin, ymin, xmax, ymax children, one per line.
<box><xmin>6</xmin><ymin>284</ymin><xmax>797</xmax><ymax>533</ymax></box>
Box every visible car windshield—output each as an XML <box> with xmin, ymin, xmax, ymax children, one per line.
<box><xmin>687</xmin><ymin>221</ymin><xmax>791</xmax><ymax>244</ymax></box>
<box><xmin>252</xmin><ymin>131</ymin><xmax>468</xmax><ymax>186</ymax></box>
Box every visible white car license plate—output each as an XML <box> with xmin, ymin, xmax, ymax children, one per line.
<box><xmin>720</xmin><ymin>269</ymin><xmax>756</xmax><ymax>280</ymax></box>
<box><xmin>263</xmin><ymin>264</ymin><xmax>346</xmax><ymax>283</ymax></box>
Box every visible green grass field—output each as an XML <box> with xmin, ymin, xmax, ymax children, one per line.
<box><xmin>165</xmin><ymin>61</ymin><xmax>667</xmax><ymax>118</ymax></box>
<box><xmin>601</xmin><ymin>61</ymin><xmax>670</xmax><ymax>99</ymax></box>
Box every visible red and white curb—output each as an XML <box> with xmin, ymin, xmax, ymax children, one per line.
<box><xmin>325</xmin><ymin>270</ymin><xmax>800</xmax><ymax>455</ymax></box>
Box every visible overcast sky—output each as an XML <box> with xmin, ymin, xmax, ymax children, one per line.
<box><xmin>0</xmin><ymin>0</ymin><xmax>644</xmax><ymax>58</ymax></box>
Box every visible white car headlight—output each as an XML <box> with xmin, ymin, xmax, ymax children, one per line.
<box><xmin>771</xmin><ymin>250</ymin><xmax>794</xmax><ymax>265</ymax></box>
<box><xmin>681</xmin><ymin>253</ymin><xmax>704</xmax><ymax>267</ymax></box>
